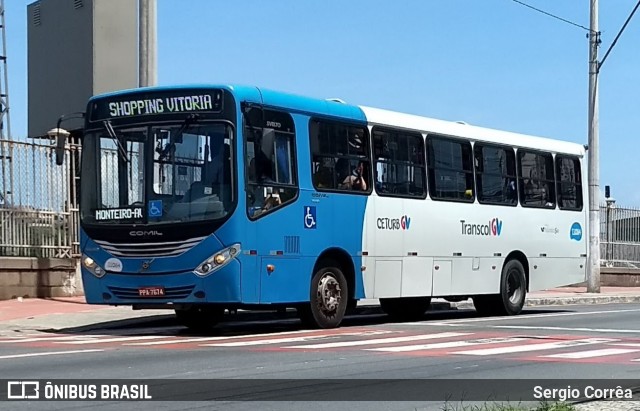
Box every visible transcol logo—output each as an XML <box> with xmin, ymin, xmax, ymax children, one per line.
<box><xmin>460</xmin><ymin>218</ymin><xmax>503</xmax><ymax>236</ymax></box>
<box><xmin>377</xmin><ymin>215</ymin><xmax>411</xmax><ymax>230</ymax></box>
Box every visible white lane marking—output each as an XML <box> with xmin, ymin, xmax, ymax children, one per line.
<box><xmin>491</xmin><ymin>325</ymin><xmax>640</xmax><ymax>334</ymax></box>
<box><xmin>287</xmin><ymin>332</ymin><xmax>472</xmax><ymax>350</ymax></box>
<box><xmin>0</xmin><ymin>349</ymin><xmax>104</xmax><ymax>360</ymax></box>
<box><xmin>541</xmin><ymin>348</ymin><xmax>640</xmax><ymax>359</ymax></box>
<box><xmin>58</xmin><ymin>336</ymin><xmax>168</xmax><ymax>344</ymax></box>
<box><xmin>126</xmin><ymin>337</ymin><xmax>245</xmax><ymax>346</ymax></box>
<box><xmin>127</xmin><ymin>330</ymin><xmax>393</xmax><ymax>346</ymax></box>
<box><xmin>200</xmin><ymin>331</ymin><xmax>392</xmax><ymax>347</ymax></box>
<box><xmin>127</xmin><ymin>328</ymin><xmax>344</xmax><ymax>346</ymax></box>
<box><xmin>612</xmin><ymin>343</ymin><xmax>640</xmax><ymax>348</ymax></box>
<box><xmin>367</xmin><ymin>337</ymin><xmax>528</xmax><ymax>353</ymax></box>
<box><xmin>453</xmin><ymin>338</ymin><xmax>616</xmax><ymax>356</ymax></box>
<box><xmin>404</xmin><ymin>308</ymin><xmax>640</xmax><ymax>325</ymax></box>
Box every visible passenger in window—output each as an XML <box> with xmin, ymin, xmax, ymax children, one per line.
<box><xmin>247</xmin><ymin>153</ymin><xmax>281</xmax><ymax>217</ymax></box>
<box><xmin>338</xmin><ymin>160</ymin><xmax>367</xmax><ymax>191</ymax></box>
<box><xmin>255</xmin><ymin>151</ymin><xmax>275</xmax><ymax>184</ymax></box>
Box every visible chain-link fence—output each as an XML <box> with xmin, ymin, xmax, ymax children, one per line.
<box><xmin>0</xmin><ymin>139</ymin><xmax>80</xmax><ymax>258</ymax></box>
<box><xmin>600</xmin><ymin>202</ymin><xmax>640</xmax><ymax>268</ymax></box>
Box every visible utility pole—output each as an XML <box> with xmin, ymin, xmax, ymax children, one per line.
<box><xmin>139</xmin><ymin>0</ymin><xmax>157</xmax><ymax>87</ymax></box>
<box><xmin>0</xmin><ymin>0</ymin><xmax>12</xmax><ymax>208</ymax></box>
<box><xmin>587</xmin><ymin>0</ymin><xmax>601</xmax><ymax>293</ymax></box>
<box><xmin>138</xmin><ymin>0</ymin><xmax>157</xmax><ymax>201</ymax></box>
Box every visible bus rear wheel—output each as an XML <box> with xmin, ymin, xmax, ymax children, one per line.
<box><xmin>175</xmin><ymin>305</ymin><xmax>224</xmax><ymax>331</ymax></box>
<box><xmin>380</xmin><ymin>297</ymin><xmax>431</xmax><ymax>321</ymax></box>
<box><xmin>473</xmin><ymin>259</ymin><xmax>527</xmax><ymax>316</ymax></box>
<box><xmin>299</xmin><ymin>264</ymin><xmax>348</xmax><ymax>329</ymax></box>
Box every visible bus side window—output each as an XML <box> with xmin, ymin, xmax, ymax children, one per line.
<box><xmin>310</xmin><ymin>120</ymin><xmax>371</xmax><ymax>194</ymax></box>
<box><xmin>518</xmin><ymin>150</ymin><xmax>555</xmax><ymax>208</ymax></box>
<box><xmin>372</xmin><ymin>127</ymin><xmax>425</xmax><ymax>198</ymax></box>
<box><xmin>244</xmin><ymin>108</ymin><xmax>298</xmax><ymax>219</ymax></box>
<box><xmin>428</xmin><ymin>135</ymin><xmax>474</xmax><ymax>202</ymax></box>
<box><xmin>556</xmin><ymin>156</ymin><xmax>583</xmax><ymax>211</ymax></box>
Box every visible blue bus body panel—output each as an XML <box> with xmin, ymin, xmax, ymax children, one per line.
<box><xmin>82</xmin><ymin>84</ymin><xmax>369</xmax><ymax>306</ymax></box>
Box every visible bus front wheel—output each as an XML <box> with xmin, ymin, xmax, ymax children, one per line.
<box><xmin>175</xmin><ymin>305</ymin><xmax>224</xmax><ymax>331</ymax></box>
<box><xmin>473</xmin><ymin>259</ymin><xmax>527</xmax><ymax>316</ymax></box>
<box><xmin>299</xmin><ymin>264</ymin><xmax>348</xmax><ymax>329</ymax></box>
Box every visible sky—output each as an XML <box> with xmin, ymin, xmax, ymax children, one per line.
<box><xmin>6</xmin><ymin>0</ymin><xmax>640</xmax><ymax>206</ymax></box>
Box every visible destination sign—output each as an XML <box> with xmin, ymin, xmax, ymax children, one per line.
<box><xmin>89</xmin><ymin>89</ymin><xmax>224</xmax><ymax>121</ymax></box>
<box><xmin>95</xmin><ymin>207</ymin><xmax>143</xmax><ymax>221</ymax></box>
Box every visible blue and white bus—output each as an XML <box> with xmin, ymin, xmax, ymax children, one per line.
<box><xmin>63</xmin><ymin>84</ymin><xmax>587</xmax><ymax>329</ymax></box>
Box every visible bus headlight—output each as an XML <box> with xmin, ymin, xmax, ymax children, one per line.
<box><xmin>82</xmin><ymin>254</ymin><xmax>106</xmax><ymax>278</ymax></box>
<box><xmin>195</xmin><ymin>244</ymin><xmax>241</xmax><ymax>276</ymax></box>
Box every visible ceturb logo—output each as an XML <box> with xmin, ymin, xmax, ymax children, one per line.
<box><xmin>377</xmin><ymin>215</ymin><xmax>411</xmax><ymax>230</ymax></box>
<box><xmin>460</xmin><ymin>218</ymin><xmax>503</xmax><ymax>236</ymax></box>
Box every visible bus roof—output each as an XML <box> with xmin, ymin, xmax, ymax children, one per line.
<box><xmin>88</xmin><ymin>84</ymin><xmax>584</xmax><ymax>156</ymax></box>
<box><xmin>359</xmin><ymin>105</ymin><xmax>585</xmax><ymax>157</ymax></box>
<box><xmin>88</xmin><ymin>84</ymin><xmax>367</xmax><ymax>124</ymax></box>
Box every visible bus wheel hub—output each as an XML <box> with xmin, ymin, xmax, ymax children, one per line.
<box><xmin>318</xmin><ymin>275</ymin><xmax>341</xmax><ymax>312</ymax></box>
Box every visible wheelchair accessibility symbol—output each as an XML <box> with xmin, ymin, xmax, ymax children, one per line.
<box><xmin>148</xmin><ymin>200</ymin><xmax>163</xmax><ymax>218</ymax></box>
<box><xmin>304</xmin><ymin>206</ymin><xmax>316</xmax><ymax>229</ymax></box>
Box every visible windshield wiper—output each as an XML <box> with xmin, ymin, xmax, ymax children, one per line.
<box><xmin>157</xmin><ymin>114</ymin><xmax>200</xmax><ymax>161</ymax></box>
<box><xmin>103</xmin><ymin>120</ymin><xmax>130</xmax><ymax>163</ymax></box>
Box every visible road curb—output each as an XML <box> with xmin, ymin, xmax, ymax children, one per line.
<box><xmin>357</xmin><ymin>295</ymin><xmax>640</xmax><ymax>313</ymax></box>
<box><xmin>447</xmin><ymin>295</ymin><xmax>640</xmax><ymax>310</ymax></box>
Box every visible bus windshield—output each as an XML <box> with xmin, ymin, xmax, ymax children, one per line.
<box><xmin>80</xmin><ymin>122</ymin><xmax>234</xmax><ymax>226</ymax></box>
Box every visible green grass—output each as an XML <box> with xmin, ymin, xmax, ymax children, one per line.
<box><xmin>439</xmin><ymin>401</ymin><xmax>575</xmax><ymax>411</ymax></box>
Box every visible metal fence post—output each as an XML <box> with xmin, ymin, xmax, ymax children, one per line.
<box><xmin>605</xmin><ymin>198</ymin><xmax>615</xmax><ymax>266</ymax></box>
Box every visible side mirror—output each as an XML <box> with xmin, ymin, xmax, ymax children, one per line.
<box><xmin>47</xmin><ymin>128</ymin><xmax>70</xmax><ymax>166</ymax></box>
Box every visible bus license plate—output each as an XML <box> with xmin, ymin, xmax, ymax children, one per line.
<box><xmin>138</xmin><ymin>287</ymin><xmax>165</xmax><ymax>297</ymax></box>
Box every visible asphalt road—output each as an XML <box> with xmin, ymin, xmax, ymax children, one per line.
<box><xmin>1</xmin><ymin>304</ymin><xmax>639</xmax><ymax>411</ymax></box>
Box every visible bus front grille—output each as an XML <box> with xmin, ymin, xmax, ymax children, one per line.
<box><xmin>95</xmin><ymin>237</ymin><xmax>206</xmax><ymax>258</ymax></box>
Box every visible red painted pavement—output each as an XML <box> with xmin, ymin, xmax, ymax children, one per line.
<box><xmin>0</xmin><ymin>286</ymin><xmax>639</xmax><ymax>322</ymax></box>
<box><xmin>0</xmin><ymin>296</ymin><xmax>112</xmax><ymax>322</ymax></box>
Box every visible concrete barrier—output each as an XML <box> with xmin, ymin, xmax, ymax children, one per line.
<box><xmin>0</xmin><ymin>257</ymin><xmax>83</xmax><ymax>300</ymax></box>
<box><xmin>601</xmin><ymin>267</ymin><xmax>640</xmax><ymax>287</ymax></box>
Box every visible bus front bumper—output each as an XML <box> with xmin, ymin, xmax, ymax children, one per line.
<box><xmin>80</xmin><ymin>259</ymin><xmax>242</xmax><ymax>306</ymax></box>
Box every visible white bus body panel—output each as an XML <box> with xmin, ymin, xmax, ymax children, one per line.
<box><xmin>360</xmin><ymin>106</ymin><xmax>587</xmax><ymax>299</ymax></box>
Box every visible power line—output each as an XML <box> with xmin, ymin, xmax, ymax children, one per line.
<box><xmin>509</xmin><ymin>0</ymin><xmax>594</xmax><ymax>33</ymax></box>
<box><xmin>599</xmin><ymin>0</ymin><xmax>640</xmax><ymax>71</ymax></box>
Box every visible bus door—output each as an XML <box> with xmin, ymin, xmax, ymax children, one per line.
<box><xmin>243</xmin><ymin>107</ymin><xmax>302</xmax><ymax>303</ymax></box>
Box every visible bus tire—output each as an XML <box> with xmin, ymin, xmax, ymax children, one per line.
<box><xmin>380</xmin><ymin>297</ymin><xmax>431</xmax><ymax>321</ymax></box>
<box><xmin>498</xmin><ymin>258</ymin><xmax>527</xmax><ymax>315</ymax></box>
<box><xmin>175</xmin><ymin>305</ymin><xmax>224</xmax><ymax>331</ymax></box>
<box><xmin>472</xmin><ymin>259</ymin><xmax>526</xmax><ymax>316</ymax></box>
<box><xmin>299</xmin><ymin>264</ymin><xmax>348</xmax><ymax>329</ymax></box>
